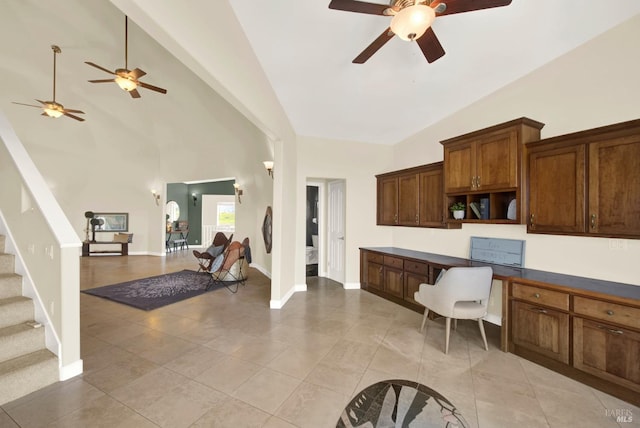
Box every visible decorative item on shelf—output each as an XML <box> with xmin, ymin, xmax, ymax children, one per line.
<box><xmin>233</xmin><ymin>183</ymin><xmax>243</xmax><ymax>204</ymax></box>
<box><xmin>479</xmin><ymin>198</ymin><xmax>490</xmax><ymax>220</ymax></box>
<box><xmin>450</xmin><ymin>202</ymin><xmax>466</xmax><ymax>220</ymax></box>
<box><xmin>192</xmin><ymin>192</ymin><xmax>198</xmax><ymax>206</ymax></box>
<box><xmin>263</xmin><ymin>161</ymin><xmax>274</xmax><ymax>178</ymax></box>
<box><xmin>507</xmin><ymin>199</ymin><xmax>517</xmax><ymax>220</ymax></box>
<box><xmin>469</xmin><ymin>202</ymin><xmax>481</xmax><ymax>219</ymax></box>
<box><xmin>151</xmin><ymin>189</ymin><xmax>160</xmax><ymax>206</ymax></box>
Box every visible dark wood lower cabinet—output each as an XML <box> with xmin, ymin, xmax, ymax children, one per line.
<box><xmin>508</xmin><ymin>279</ymin><xmax>640</xmax><ymax>406</ymax></box>
<box><xmin>573</xmin><ymin>318</ymin><xmax>640</xmax><ymax>393</ymax></box>
<box><xmin>511</xmin><ymin>301</ymin><xmax>569</xmax><ymax>364</ymax></box>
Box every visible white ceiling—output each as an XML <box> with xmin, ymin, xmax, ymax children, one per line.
<box><xmin>225</xmin><ymin>0</ymin><xmax>640</xmax><ymax>144</ymax></box>
<box><xmin>3</xmin><ymin>1</ymin><xmax>640</xmax><ymax>147</ymax></box>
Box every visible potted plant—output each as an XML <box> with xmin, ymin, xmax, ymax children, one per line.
<box><xmin>450</xmin><ymin>201</ymin><xmax>466</xmax><ymax>220</ymax></box>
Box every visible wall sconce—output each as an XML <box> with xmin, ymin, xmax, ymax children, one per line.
<box><xmin>192</xmin><ymin>192</ymin><xmax>198</xmax><ymax>206</ymax></box>
<box><xmin>151</xmin><ymin>189</ymin><xmax>160</xmax><ymax>206</ymax></box>
<box><xmin>263</xmin><ymin>161</ymin><xmax>274</xmax><ymax>178</ymax></box>
<box><xmin>233</xmin><ymin>183</ymin><xmax>243</xmax><ymax>204</ymax></box>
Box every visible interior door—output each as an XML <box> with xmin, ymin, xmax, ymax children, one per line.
<box><xmin>328</xmin><ymin>180</ymin><xmax>346</xmax><ymax>284</ymax></box>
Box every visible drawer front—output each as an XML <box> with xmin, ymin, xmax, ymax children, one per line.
<box><xmin>574</xmin><ymin>296</ymin><xmax>640</xmax><ymax>330</ymax></box>
<box><xmin>367</xmin><ymin>252</ymin><xmax>384</xmax><ymax>264</ymax></box>
<box><xmin>383</xmin><ymin>256</ymin><xmax>404</xmax><ymax>270</ymax></box>
<box><xmin>404</xmin><ymin>260</ymin><xmax>429</xmax><ymax>275</ymax></box>
<box><xmin>512</xmin><ymin>283</ymin><xmax>569</xmax><ymax>311</ymax></box>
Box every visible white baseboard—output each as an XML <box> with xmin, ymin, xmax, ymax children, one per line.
<box><xmin>270</xmin><ymin>286</ymin><xmax>295</xmax><ymax>309</ymax></box>
<box><xmin>295</xmin><ymin>283</ymin><xmax>307</xmax><ymax>292</ymax></box>
<box><xmin>250</xmin><ymin>263</ymin><xmax>271</xmax><ymax>278</ymax></box>
<box><xmin>59</xmin><ymin>359</ymin><xmax>83</xmax><ymax>381</ymax></box>
<box><xmin>343</xmin><ymin>282</ymin><xmax>361</xmax><ymax>290</ymax></box>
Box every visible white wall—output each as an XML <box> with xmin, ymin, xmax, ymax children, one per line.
<box><xmin>296</xmin><ymin>136</ymin><xmax>395</xmax><ymax>288</ymax></box>
<box><xmin>0</xmin><ymin>1</ymin><xmax>273</xmax><ymax>272</ymax></box>
<box><xmin>391</xmin><ymin>15</ymin><xmax>640</xmax><ymax>287</ymax></box>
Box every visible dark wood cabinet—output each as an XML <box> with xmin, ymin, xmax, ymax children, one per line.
<box><xmin>442</xmin><ymin>117</ymin><xmax>545</xmax><ymax>224</ymax></box>
<box><xmin>509</xmin><ymin>282</ymin><xmax>570</xmax><ymax>364</ymax></box>
<box><xmin>508</xmin><ymin>278</ymin><xmax>640</xmax><ymax>405</ymax></box>
<box><xmin>527</xmin><ymin>118</ymin><xmax>640</xmax><ymax>239</ymax></box>
<box><xmin>360</xmin><ymin>249</ymin><xmax>441</xmax><ymax>311</ymax></box>
<box><xmin>376</xmin><ymin>162</ymin><xmax>448</xmax><ymax>229</ymax></box>
<box><xmin>511</xmin><ymin>300</ymin><xmax>569</xmax><ymax>364</ymax></box>
<box><xmin>418</xmin><ymin>167</ymin><xmax>444</xmax><ymax>227</ymax></box>
<box><xmin>398</xmin><ymin>174</ymin><xmax>419</xmax><ymax>226</ymax></box>
<box><xmin>377</xmin><ymin>176</ymin><xmax>399</xmax><ymax>225</ymax></box>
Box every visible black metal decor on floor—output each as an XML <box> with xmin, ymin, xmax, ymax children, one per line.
<box><xmin>81</xmin><ymin>270</ymin><xmax>230</xmax><ymax>310</ymax></box>
<box><xmin>337</xmin><ymin>379</ymin><xmax>468</xmax><ymax>428</ymax></box>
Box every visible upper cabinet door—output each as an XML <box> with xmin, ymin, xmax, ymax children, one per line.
<box><xmin>444</xmin><ymin>140</ymin><xmax>474</xmax><ymax>193</ymax></box>
<box><xmin>589</xmin><ymin>136</ymin><xmax>640</xmax><ymax>237</ymax></box>
<box><xmin>528</xmin><ymin>144</ymin><xmax>586</xmax><ymax>234</ymax></box>
<box><xmin>377</xmin><ymin>176</ymin><xmax>398</xmax><ymax>225</ymax></box>
<box><xmin>398</xmin><ymin>173</ymin><xmax>419</xmax><ymax>226</ymax></box>
<box><xmin>475</xmin><ymin>130</ymin><xmax>518</xmax><ymax>190</ymax></box>
<box><xmin>419</xmin><ymin>167</ymin><xmax>444</xmax><ymax>227</ymax></box>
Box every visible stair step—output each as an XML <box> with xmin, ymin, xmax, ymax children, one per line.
<box><xmin>0</xmin><ymin>253</ymin><xmax>14</xmax><ymax>275</ymax></box>
<box><xmin>0</xmin><ymin>349</ymin><xmax>58</xmax><ymax>406</ymax></box>
<box><xmin>0</xmin><ymin>273</ymin><xmax>22</xmax><ymax>299</ymax></box>
<box><xmin>0</xmin><ymin>296</ymin><xmax>33</xmax><ymax>330</ymax></box>
<box><xmin>0</xmin><ymin>322</ymin><xmax>45</xmax><ymax>364</ymax></box>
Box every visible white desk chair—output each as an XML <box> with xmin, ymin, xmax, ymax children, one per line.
<box><xmin>414</xmin><ymin>266</ymin><xmax>493</xmax><ymax>354</ymax></box>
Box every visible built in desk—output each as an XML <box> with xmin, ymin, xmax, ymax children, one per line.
<box><xmin>360</xmin><ymin>247</ymin><xmax>640</xmax><ymax>405</ymax></box>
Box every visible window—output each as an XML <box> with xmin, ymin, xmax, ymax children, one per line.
<box><xmin>217</xmin><ymin>202</ymin><xmax>235</xmax><ymax>231</ymax></box>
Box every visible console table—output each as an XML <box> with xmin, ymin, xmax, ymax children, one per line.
<box><xmin>360</xmin><ymin>247</ymin><xmax>640</xmax><ymax>405</ymax></box>
<box><xmin>82</xmin><ymin>241</ymin><xmax>128</xmax><ymax>256</ymax></box>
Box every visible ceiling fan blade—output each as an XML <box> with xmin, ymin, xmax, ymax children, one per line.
<box><xmin>85</xmin><ymin>61</ymin><xmax>116</xmax><ymax>75</ymax></box>
<box><xmin>353</xmin><ymin>28</ymin><xmax>394</xmax><ymax>64</ymax></box>
<box><xmin>129</xmin><ymin>88</ymin><xmax>141</xmax><ymax>98</ymax></box>
<box><xmin>138</xmin><ymin>81</ymin><xmax>167</xmax><ymax>94</ymax></box>
<box><xmin>129</xmin><ymin>68</ymin><xmax>147</xmax><ymax>79</ymax></box>
<box><xmin>12</xmin><ymin>102</ymin><xmax>42</xmax><ymax>109</ymax></box>
<box><xmin>35</xmin><ymin>99</ymin><xmax>49</xmax><ymax>105</ymax></box>
<box><xmin>329</xmin><ymin>0</ymin><xmax>389</xmax><ymax>15</ymax></box>
<box><xmin>417</xmin><ymin>27</ymin><xmax>445</xmax><ymax>63</ymax></box>
<box><xmin>88</xmin><ymin>79</ymin><xmax>116</xmax><ymax>83</ymax></box>
<box><xmin>63</xmin><ymin>112</ymin><xmax>85</xmax><ymax>122</ymax></box>
<box><xmin>430</xmin><ymin>0</ymin><xmax>511</xmax><ymax>16</ymax></box>
<box><xmin>64</xmin><ymin>108</ymin><xmax>85</xmax><ymax>114</ymax></box>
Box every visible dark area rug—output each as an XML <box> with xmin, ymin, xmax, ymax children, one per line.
<box><xmin>82</xmin><ymin>269</ymin><xmax>223</xmax><ymax>310</ymax></box>
<box><xmin>337</xmin><ymin>379</ymin><xmax>468</xmax><ymax>427</ymax></box>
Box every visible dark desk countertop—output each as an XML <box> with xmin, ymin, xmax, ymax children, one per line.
<box><xmin>360</xmin><ymin>247</ymin><xmax>640</xmax><ymax>301</ymax></box>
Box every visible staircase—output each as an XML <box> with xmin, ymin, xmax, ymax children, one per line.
<box><xmin>0</xmin><ymin>234</ymin><xmax>58</xmax><ymax>405</ymax></box>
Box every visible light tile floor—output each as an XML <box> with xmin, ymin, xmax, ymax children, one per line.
<box><xmin>1</xmin><ymin>252</ymin><xmax>638</xmax><ymax>427</ymax></box>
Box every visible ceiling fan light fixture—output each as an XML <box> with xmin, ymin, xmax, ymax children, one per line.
<box><xmin>115</xmin><ymin>75</ymin><xmax>137</xmax><ymax>92</ymax></box>
<box><xmin>390</xmin><ymin>4</ymin><xmax>435</xmax><ymax>41</ymax></box>
<box><xmin>43</xmin><ymin>106</ymin><xmax>63</xmax><ymax>118</ymax></box>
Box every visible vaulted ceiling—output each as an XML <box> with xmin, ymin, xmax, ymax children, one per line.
<box><xmin>4</xmin><ymin>1</ymin><xmax>640</xmax><ymax>145</ymax></box>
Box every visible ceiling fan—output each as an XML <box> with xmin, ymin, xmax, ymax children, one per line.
<box><xmin>328</xmin><ymin>0</ymin><xmax>512</xmax><ymax>64</ymax></box>
<box><xmin>85</xmin><ymin>16</ymin><xmax>167</xmax><ymax>98</ymax></box>
<box><xmin>12</xmin><ymin>45</ymin><xmax>85</xmax><ymax>121</ymax></box>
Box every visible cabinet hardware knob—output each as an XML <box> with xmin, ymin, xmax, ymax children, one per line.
<box><xmin>591</xmin><ymin>214</ymin><xmax>596</xmax><ymax>229</ymax></box>
<box><xmin>471</xmin><ymin>177</ymin><xmax>475</xmax><ymax>188</ymax></box>
<box><xmin>477</xmin><ymin>176</ymin><xmax>481</xmax><ymax>187</ymax></box>
<box><xmin>533</xmin><ymin>293</ymin><xmax>540</xmax><ymax>298</ymax></box>
<box><xmin>606</xmin><ymin>310</ymin><xmax>614</xmax><ymax>316</ymax></box>
<box><xmin>597</xmin><ymin>325</ymin><xmax>623</xmax><ymax>335</ymax></box>
<box><xmin>531</xmin><ymin>307</ymin><xmax>547</xmax><ymax>314</ymax></box>
<box><xmin>415</xmin><ymin>214</ymin><xmax>419</xmax><ymax>224</ymax></box>
<box><xmin>530</xmin><ymin>213</ymin><xmax>535</xmax><ymax>230</ymax></box>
